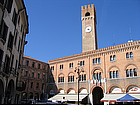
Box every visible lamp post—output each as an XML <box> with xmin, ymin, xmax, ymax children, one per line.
<box><xmin>74</xmin><ymin>62</ymin><xmax>84</xmax><ymax>105</ymax></box>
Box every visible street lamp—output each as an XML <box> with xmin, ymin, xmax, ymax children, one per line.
<box><xmin>74</xmin><ymin>62</ymin><xmax>84</xmax><ymax>105</ymax></box>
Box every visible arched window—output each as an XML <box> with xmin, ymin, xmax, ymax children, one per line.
<box><xmin>130</xmin><ymin>52</ymin><xmax>133</xmax><ymax>58</ymax></box>
<box><xmin>126</xmin><ymin>66</ymin><xmax>137</xmax><ymax>77</ymax></box>
<box><xmin>85</xmin><ymin>12</ymin><xmax>90</xmax><ymax>17</ymax></box>
<box><xmin>68</xmin><ymin>73</ymin><xmax>74</xmax><ymax>83</ymax></box>
<box><xmin>126</xmin><ymin>52</ymin><xmax>133</xmax><ymax>59</ymax></box>
<box><xmin>93</xmin><ymin>70</ymin><xmax>102</xmax><ymax>82</ymax></box>
<box><xmin>110</xmin><ymin>55</ymin><xmax>116</xmax><ymax>62</ymax></box>
<box><xmin>109</xmin><ymin>70</ymin><xmax>119</xmax><ymax>79</ymax></box>
<box><xmin>79</xmin><ymin>73</ymin><xmax>86</xmax><ymax>82</ymax></box>
<box><xmin>109</xmin><ymin>67</ymin><xmax>119</xmax><ymax>79</ymax></box>
<box><xmin>58</xmin><ymin>74</ymin><xmax>65</xmax><ymax>83</ymax></box>
<box><xmin>126</xmin><ymin>53</ymin><xmax>129</xmax><ymax>58</ymax></box>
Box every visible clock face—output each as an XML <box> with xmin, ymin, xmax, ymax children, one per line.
<box><xmin>85</xmin><ymin>26</ymin><xmax>92</xmax><ymax>33</ymax></box>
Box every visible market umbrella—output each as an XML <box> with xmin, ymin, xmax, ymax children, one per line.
<box><xmin>117</xmin><ymin>93</ymin><xmax>139</xmax><ymax>102</ymax></box>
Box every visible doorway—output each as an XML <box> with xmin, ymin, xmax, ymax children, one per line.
<box><xmin>92</xmin><ymin>86</ymin><xmax>104</xmax><ymax>105</ymax></box>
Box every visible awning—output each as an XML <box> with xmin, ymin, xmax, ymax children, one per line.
<box><xmin>117</xmin><ymin>93</ymin><xmax>140</xmax><ymax>102</ymax></box>
<box><xmin>101</xmin><ymin>93</ymin><xmax>140</xmax><ymax>102</ymax></box>
<box><xmin>48</xmin><ymin>93</ymin><xmax>89</xmax><ymax>102</ymax></box>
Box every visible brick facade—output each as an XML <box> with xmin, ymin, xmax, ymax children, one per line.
<box><xmin>48</xmin><ymin>4</ymin><xmax>140</xmax><ymax>104</ymax></box>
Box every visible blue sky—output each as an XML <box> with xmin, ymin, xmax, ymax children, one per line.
<box><xmin>24</xmin><ymin>0</ymin><xmax>140</xmax><ymax>62</ymax></box>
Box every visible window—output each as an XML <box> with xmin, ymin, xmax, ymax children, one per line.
<box><xmin>18</xmin><ymin>15</ymin><xmax>20</xmax><ymax>25</ymax></box>
<box><xmin>85</xmin><ymin>12</ymin><xmax>90</xmax><ymax>17</ymax></box>
<box><xmin>0</xmin><ymin>0</ymin><xmax>4</xmax><ymax>5</ymax></box>
<box><xmin>36</xmin><ymin>83</ymin><xmax>39</xmax><ymax>89</ymax></box>
<box><xmin>79</xmin><ymin>60</ymin><xmax>85</xmax><ymax>66</ymax></box>
<box><xmin>11</xmin><ymin>55</ymin><xmax>14</xmax><ymax>70</ymax></box>
<box><xmin>31</xmin><ymin>82</ymin><xmax>33</xmax><ymax>88</ymax></box>
<box><xmin>79</xmin><ymin>74</ymin><xmax>86</xmax><ymax>82</ymax></box>
<box><xmin>38</xmin><ymin>73</ymin><xmax>40</xmax><ymax>79</ymax></box>
<box><xmin>4</xmin><ymin>55</ymin><xmax>10</xmax><ymax>74</ymax></box>
<box><xmin>0</xmin><ymin>20</ymin><xmax>8</xmax><ymax>42</ymax></box>
<box><xmin>14</xmin><ymin>31</ymin><xmax>18</xmax><ymax>45</ymax></box>
<box><xmin>51</xmin><ymin>66</ymin><xmax>54</xmax><ymax>71</ymax></box>
<box><xmin>109</xmin><ymin>70</ymin><xmax>119</xmax><ymax>79</ymax></box>
<box><xmin>26</xmin><ymin>60</ymin><xmax>29</xmax><ymax>66</ymax></box>
<box><xmin>68</xmin><ymin>75</ymin><xmax>74</xmax><ymax>82</ymax></box>
<box><xmin>42</xmin><ymin>73</ymin><xmax>46</xmax><ymax>79</ymax></box>
<box><xmin>12</xmin><ymin>9</ymin><xmax>17</xmax><ymax>26</ymax></box>
<box><xmin>60</xmin><ymin>64</ymin><xmax>63</xmax><ymax>70</ymax></box>
<box><xmin>126</xmin><ymin>52</ymin><xmax>133</xmax><ymax>59</ymax></box>
<box><xmin>38</xmin><ymin>63</ymin><xmax>40</xmax><ymax>69</ymax></box>
<box><xmin>7</xmin><ymin>32</ymin><xmax>14</xmax><ymax>51</ymax></box>
<box><xmin>93</xmin><ymin>58</ymin><xmax>101</xmax><ymax>64</ymax></box>
<box><xmin>110</xmin><ymin>55</ymin><xmax>116</xmax><ymax>62</ymax></box>
<box><xmin>130</xmin><ymin>52</ymin><xmax>133</xmax><ymax>58</ymax></box>
<box><xmin>21</xmin><ymin>24</ymin><xmax>23</xmax><ymax>32</ymax></box>
<box><xmin>18</xmin><ymin>38</ymin><xmax>21</xmax><ymax>52</ymax></box>
<box><xmin>126</xmin><ymin>68</ymin><xmax>137</xmax><ymax>77</ymax></box>
<box><xmin>69</xmin><ymin>63</ymin><xmax>73</xmax><ymax>68</ymax></box>
<box><xmin>58</xmin><ymin>76</ymin><xmax>64</xmax><ymax>83</ymax></box>
<box><xmin>43</xmin><ymin>65</ymin><xmax>46</xmax><ymax>70</ymax></box>
<box><xmin>32</xmin><ymin>62</ymin><xmax>35</xmax><ymax>68</ymax></box>
<box><xmin>25</xmin><ymin>71</ymin><xmax>28</xmax><ymax>77</ymax></box>
<box><xmin>134</xmin><ymin>68</ymin><xmax>137</xmax><ymax>76</ymax></box>
<box><xmin>0</xmin><ymin>49</ymin><xmax>4</xmax><ymax>67</ymax></box>
<box><xmin>93</xmin><ymin>72</ymin><xmax>102</xmax><ymax>81</ymax></box>
<box><xmin>6</xmin><ymin>0</ymin><xmax>13</xmax><ymax>13</ymax></box>
<box><xmin>32</xmin><ymin>72</ymin><xmax>34</xmax><ymax>78</ymax></box>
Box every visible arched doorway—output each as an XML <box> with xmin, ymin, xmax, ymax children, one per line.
<box><xmin>0</xmin><ymin>79</ymin><xmax>4</xmax><ymax>104</ymax></box>
<box><xmin>92</xmin><ymin>86</ymin><xmax>104</xmax><ymax>105</ymax></box>
<box><xmin>4</xmin><ymin>80</ymin><xmax>15</xmax><ymax>104</ymax></box>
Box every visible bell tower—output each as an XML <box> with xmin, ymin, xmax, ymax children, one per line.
<box><xmin>81</xmin><ymin>4</ymin><xmax>98</xmax><ymax>52</ymax></box>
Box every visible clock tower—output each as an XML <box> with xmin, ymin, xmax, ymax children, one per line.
<box><xmin>81</xmin><ymin>4</ymin><xmax>98</xmax><ymax>52</ymax></box>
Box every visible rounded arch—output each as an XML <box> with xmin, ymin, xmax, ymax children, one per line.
<box><xmin>68</xmin><ymin>72</ymin><xmax>75</xmax><ymax>76</ymax></box>
<box><xmin>126</xmin><ymin>85</ymin><xmax>140</xmax><ymax>93</ymax></box>
<box><xmin>58</xmin><ymin>73</ymin><xmax>65</xmax><ymax>77</ymax></box>
<box><xmin>0</xmin><ymin>79</ymin><xmax>4</xmax><ymax>104</ymax></box>
<box><xmin>108</xmin><ymin>66</ymin><xmax>120</xmax><ymax>73</ymax></box>
<box><xmin>67</xmin><ymin>88</ymin><xmax>76</xmax><ymax>94</ymax></box>
<box><xmin>92</xmin><ymin>86</ymin><xmax>104</xmax><ymax>105</ymax></box>
<box><xmin>4</xmin><ymin>79</ymin><xmax>15</xmax><ymax>104</ymax></box>
<box><xmin>85</xmin><ymin>12</ymin><xmax>90</xmax><ymax>17</ymax></box>
<box><xmin>79</xmin><ymin>88</ymin><xmax>88</xmax><ymax>94</ymax></box>
<box><xmin>124</xmin><ymin>64</ymin><xmax>138</xmax><ymax>70</ymax></box>
<box><xmin>29</xmin><ymin>92</ymin><xmax>34</xmax><ymax>99</ymax></box>
<box><xmin>109</xmin><ymin>86</ymin><xmax>123</xmax><ymax>93</ymax></box>
<box><xmin>91</xmin><ymin>67</ymin><xmax>103</xmax><ymax>74</ymax></box>
<box><xmin>58</xmin><ymin>88</ymin><xmax>65</xmax><ymax>94</ymax></box>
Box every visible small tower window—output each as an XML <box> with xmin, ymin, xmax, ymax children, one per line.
<box><xmin>85</xmin><ymin>12</ymin><xmax>90</xmax><ymax>17</ymax></box>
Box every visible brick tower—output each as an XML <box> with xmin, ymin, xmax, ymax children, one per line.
<box><xmin>81</xmin><ymin>4</ymin><xmax>98</xmax><ymax>52</ymax></box>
